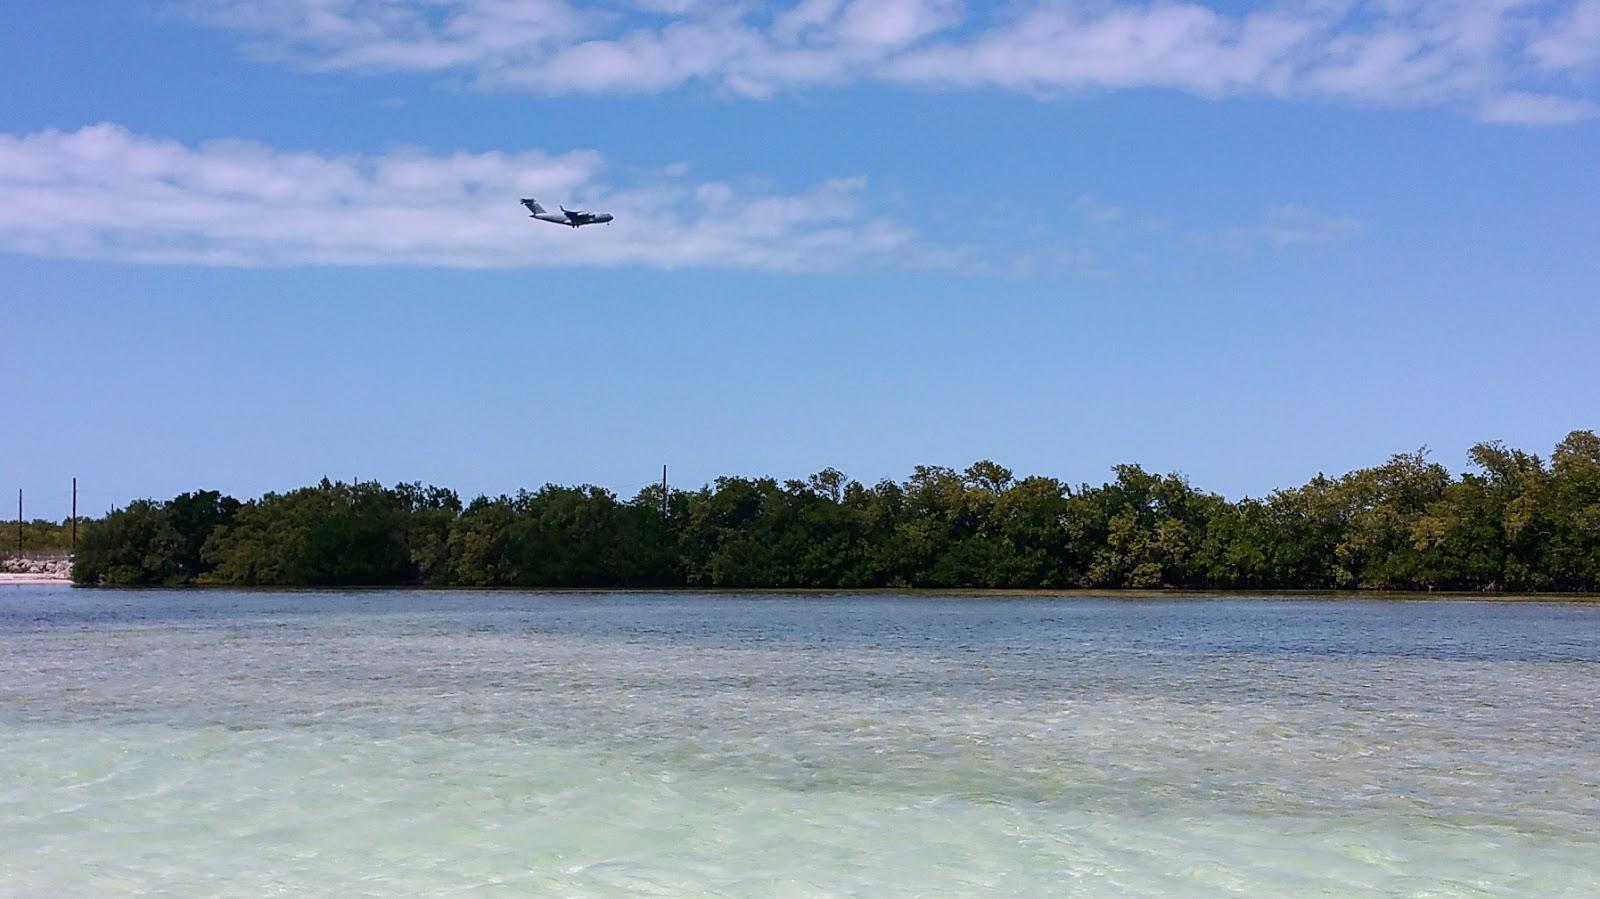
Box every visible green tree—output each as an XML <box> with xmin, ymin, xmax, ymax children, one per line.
<box><xmin>203</xmin><ymin>480</ymin><xmax>412</xmax><ymax>586</ymax></box>
<box><xmin>72</xmin><ymin>491</ymin><xmax>238</xmax><ymax>585</ymax></box>
<box><xmin>1545</xmin><ymin>430</ymin><xmax>1600</xmax><ymax>590</ymax></box>
<box><xmin>69</xmin><ymin>430</ymin><xmax>1600</xmax><ymax>592</ymax></box>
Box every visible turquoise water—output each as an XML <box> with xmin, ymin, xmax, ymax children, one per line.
<box><xmin>2</xmin><ymin>587</ymin><xmax>1598</xmax><ymax>896</ymax></box>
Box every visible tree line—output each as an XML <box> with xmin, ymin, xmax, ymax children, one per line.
<box><xmin>71</xmin><ymin>430</ymin><xmax>1600</xmax><ymax>591</ymax></box>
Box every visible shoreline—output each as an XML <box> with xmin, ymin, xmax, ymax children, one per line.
<box><xmin>30</xmin><ymin>582</ymin><xmax>1598</xmax><ymax>601</ymax></box>
<box><xmin>0</xmin><ymin>573</ymin><xmax>73</xmax><ymax>586</ymax></box>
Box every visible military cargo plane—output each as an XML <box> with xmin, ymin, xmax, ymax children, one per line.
<box><xmin>520</xmin><ymin>198</ymin><xmax>613</xmax><ymax>228</ymax></box>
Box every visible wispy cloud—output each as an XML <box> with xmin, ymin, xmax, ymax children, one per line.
<box><xmin>1478</xmin><ymin>89</ymin><xmax>1599</xmax><ymax>122</ymax></box>
<box><xmin>0</xmin><ymin>124</ymin><xmax>1365</xmax><ymax>272</ymax></box>
<box><xmin>1191</xmin><ymin>204</ymin><xmax>1365</xmax><ymax>250</ymax></box>
<box><xmin>0</xmin><ymin>124</ymin><xmax>926</xmax><ymax>270</ymax></box>
<box><xmin>187</xmin><ymin>0</ymin><xmax>1600</xmax><ymax>124</ymax></box>
<box><xmin>1529</xmin><ymin>0</ymin><xmax>1600</xmax><ymax>71</ymax></box>
<box><xmin>1073</xmin><ymin>195</ymin><xmax>1125</xmax><ymax>224</ymax></box>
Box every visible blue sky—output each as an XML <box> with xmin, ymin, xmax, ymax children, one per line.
<box><xmin>4</xmin><ymin>0</ymin><xmax>1598</xmax><ymax>519</ymax></box>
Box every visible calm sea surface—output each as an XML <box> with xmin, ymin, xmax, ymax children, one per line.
<box><xmin>2</xmin><ymin>587</ymin><xmax>1598</xmax><ymax>896</ymax></box>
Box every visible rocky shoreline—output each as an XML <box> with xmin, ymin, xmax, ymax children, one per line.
<box><xmin>0</xmin><ymin>557</ymin><xmax>73</xmax><ymax>583</ymax></box>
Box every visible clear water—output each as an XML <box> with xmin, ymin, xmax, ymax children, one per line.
<box><xmin>2</xmin><ymin>587</ymin><xmax>1598</xmax><ymax>896</ymax></box>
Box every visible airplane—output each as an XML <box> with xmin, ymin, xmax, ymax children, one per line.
<box><xmin>520</xmin><ymin>198</ymin><xmax>613</xmax><ymax>228</ymax></box>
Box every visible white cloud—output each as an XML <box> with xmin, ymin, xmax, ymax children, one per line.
<box><xmin>1529</xmin><ymin>0</ymin><xmax>1600</xmax><ymax>70</ymax></box>
<box><xmin>0</xmin><ymin>124</ymin><xmax>931</xmax><ymax>270</ymax></box>
<box><xmin>1478</xmin><ymin>89</ymin><xmax>1599</xmax><ymax>121</ymax></box>
<box><xmin>833</xmin><ymin>0</ymin><xmax>963</xmax><ymax>47</ymax></box>
<box><xmin>1073</xmin><ymin>195</ymin><xmax>1125</xmax><ymax>224</ymax></box>
<box><xmin>1193</xmin><ymin>205</ymin><xmax>1365</xmax><ymax>249</ymax></box>
<box><xmin>0</xmin><ymin>124</ymin><xmax>1357</xmax><ymax>274</ymax></box>
<box><xmin>1255</xmin><ymin>204</ymin><xmax>1365</xmax><ymax>247</ymax></box>
<box><xmin>186</xmin><ymin>0</ymin><xmax>1599</xmax><ymax>123</ymax></box>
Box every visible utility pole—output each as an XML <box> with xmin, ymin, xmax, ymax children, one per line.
<box><xmin>71</xmin><ymin>478</ymin><xmax>78</xmax><ymax>557</ymax></box>
<box><xmin>15</xmin><ymin>489</ymin><xmax>21</xmax><ymax>558</ymax></box>
<box><xmin>661</xmin><ymin>465</ymin><xmax>668</xmax><ymax>519</ymax></box>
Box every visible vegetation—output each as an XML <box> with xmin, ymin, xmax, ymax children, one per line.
<box><xmin>71</xmin><ymin>491</ymin><xmax>239</xmax><ymax>585</ymax></box>
<box><xmin>71</xmin><ymin>431</ymin><xmax>1600</xmax><ymax>591</ymax></box>
<box><xmin>5</xmin><ymin>518</ymin><xmax>78</xmax><ymax>556</ymax></box>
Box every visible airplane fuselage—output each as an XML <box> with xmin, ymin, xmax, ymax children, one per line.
<box><xmin>532</xmin><ymin>211</ymin><xmax>612</xmax><ymax>227</ymax></box>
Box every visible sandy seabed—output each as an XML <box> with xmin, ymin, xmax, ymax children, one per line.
<box><xmin>3</xmin><ymin>589</ymin><xmax>1599</xmax><ymax>896</ymax></box>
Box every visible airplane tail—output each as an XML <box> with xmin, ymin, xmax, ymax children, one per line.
<box><xmin>520</xmin><ymin>198</ymin><xmax>545</xmax><ymax>215</ymax></box>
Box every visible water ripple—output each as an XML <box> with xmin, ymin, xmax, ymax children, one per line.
<box><xmin>1</xmin><ymin>589</ymin><xmax>1598</xmax><ymax>895</ymax></box>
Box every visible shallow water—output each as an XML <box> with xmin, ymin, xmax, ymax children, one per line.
<box><xmin>2</xmin><ymin>587</ymin><xmax>1598</xmax><ymax>896</ymax></box>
